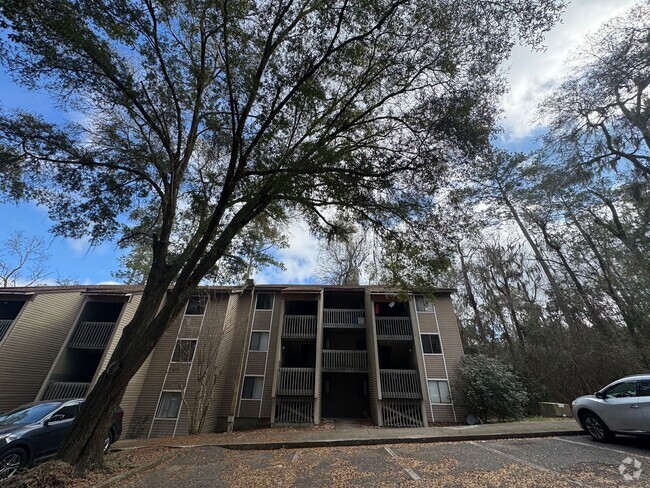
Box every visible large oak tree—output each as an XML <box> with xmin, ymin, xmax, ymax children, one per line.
<box><xmin>0</xmin><ymin>0</ymin><xmax>564</xmax><ymax>471</ymax></box>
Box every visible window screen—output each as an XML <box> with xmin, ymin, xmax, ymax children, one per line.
<box><xmin>421</xmin><ymin>334</ymin><xmax>442</xmax><ymax>354</ymax></box>
<box><xmin>255</xmin><ymin>293</ymin><xmax>274</xmax><ymax>310</ymax></box>
<box><xmin>249</xmin><ymin>332</ymin><xmax>269</xmax><ymax>352</ymax></box>
<box><xmin>415</xmin><ymin>296</ymin><xmax>434</xmax><ymax>312</ymax></box>
<box><xmin>185</xmin><ymin>295</ymin><xmax>207</xmax><ymax>315</ymax></box>
<box><xmin>172</xmin><ymin>339</ymin><xmax>197</xmax><ymax>362</ymax></box>
<box><xmin>428</xmin><ymin>380</ymin><xmax>451</xmax><ymax>404</ymax></box>
<box><xmin>242</xmin><ymin>377</ymin><xmax>264</xmax><ymax>399</ymax></box>
<box><xmin>155</xmin><ymin>391</ymin><xmax>182</xmax><ymax>418</ymax></box>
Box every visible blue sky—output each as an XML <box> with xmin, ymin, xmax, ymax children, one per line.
<box><xmin>0</xmin><ymin>0</ymin><xmax>637</xmax><ymax>285</ymax></box>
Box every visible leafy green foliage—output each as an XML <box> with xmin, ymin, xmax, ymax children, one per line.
<box><xmin>459</xmin><ymin>354</ymin><xmax>529</xmax><ymax>422</ymax></box>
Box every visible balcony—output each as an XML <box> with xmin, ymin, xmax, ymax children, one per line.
<box><xmin>375</xmin><ymin>317</ymin><xmax>413</xmax><ymax>340</ymax></box>
<box><xmin>283</xmin><ymin>315</ymin><xmax>317</xmax><ymax>339</ymax></box>
<box><xmin>323</xmin><ymin>309</ymin><xmax>365</xmax><ymax>328</ymax></box>
<box><xmin>68</xmin><ymin>321</ymin><xmax>117</xmax><ymax>350</ymax></box>
<box><xmin>277</xmin><ymin>367</ymin><xmax>315</xmax><ymax>396</ymax></box>
<box><xmin>42</xmin><ymin>381</ymin><xmax>91</xmax><ymax>400</ymax></box>
<box><xmin>322</xmin><ymin>350</ymin><xmax>367</xmax><ymax>372</ymax></box>
<box><xmin>0</xmin><ymin>319</ymin><xmax>13</xmax><ymax>341</ymax></box>
<box><xmin>380</xmin><ymin>369</ymin><xmax>422</xmax><ymax>399</ymax></box>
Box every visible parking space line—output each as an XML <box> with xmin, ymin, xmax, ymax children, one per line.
<box><xmin>384</xmin><ymin>446</ymin><xmax>421</xmax><ymax>481</ymax></box>
<box><xmin>468</xmin><ymin>441</ymin><xmax>585</xmax><ymax>487</ymax></box>
<box><xmin>291</xmin><ymin>451</ymin><xmax>299</xmax><ymax>463</ymax></box>
<box><xmin>554</xmin><ymin>437</ymin><xmax>650</xmax><ymax>460</ymax></box>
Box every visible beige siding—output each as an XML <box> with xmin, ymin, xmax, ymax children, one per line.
<box><xmin>365</xmin><ymin>292</ymin><xmax>381</xmax><ymax>425</ymax></box>
<box><xmin>193</xmin><ymin>292</ymin><xmax>231</xmax><ymax>433</ymax></box>
<box><xmin>149</xmin><ymin>419</ymin><xmax>176</xmax><ymax>438</ymax></box>
<box><xmin>239</xmin><ymin>399</ymin><xmax>261</xmax><ymax>417</ymax></box>
<box><xmin>416</xmin><ymin>312</ymin><xmax>438</xmax><ymax>333</ymax></box>
<box><xmin>120</xmin><ymin>354</ymin><xmax>152</xmax><ymax>437</ymax></box>
<box><xmin>129</xmin><ymin>311</ymin><xmax>184</xmax><ymax>437</ymax></box>
<box><xmin>245</xmin><ymin>351</ymin><xmax>267</xmax><ymax>376</ymax></box>
<box><xmin>225</xmin><ymin>292</ymin><xmax>254</xmax><ymax>418</ymax></box>
<box><xmin>432</xmin><ymin>404</ymin><xmax>456</xmax><ymax>423</ymax></box>
<box><xmin>252</xmin><ymin>310</ymin><xmax>272</xmax><ymax>330</ymax></box>
<box><xmin>260</xmin><ymin>295</ymin><xmax>282</xmax><ymax>417</ymax></box>
<box><xmin>435</xmin><ymin>295</ymin><xmax>466</xmax><ymax>419</ymax></box>
<box><xmin>97</xmin><ymin>294</ymin><xmax>142</xmax><ymax>378</ymax></box>
<box><xmin>0</xmin><ymin>292</ymin><xmax>83</xmax><ymax>412</ymax></box>
<box><xmin>424</xmin><ymin>356</ymin><xmax>447</xmax><ymax>379</ymax></box>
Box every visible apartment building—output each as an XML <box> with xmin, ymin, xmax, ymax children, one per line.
<box><xmin>0</xmin><ymin>283</ymin><xmax>466</xmax><ymax>438</ymax></box>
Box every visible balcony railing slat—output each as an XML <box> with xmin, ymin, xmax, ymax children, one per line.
<box><xmin>380</xmin><ymin>369</ymin><xmax>421</xmax><ymax>399</ymax></box>
<box><xmin>382</xmin><ymin>400</ymin><xmax>424</xmax><ymax>427</ymax></box>
<box><xmin>275</xmin><ymin>398</ymin><xmax>314</xmax><ymax>424</ymax></box>
<box><xmin>322</xmin><ymin>350</ymin><xmax>367</xmax><ymax>372</ymax></box>
<box><xmin>0</xmin><ymin>319</ymin><xmax>13</xmax><ymax>341</ymax></box>
<box><xmin>277</xmin><ymin>367</ymin><xmax>315</xmax><ymax>395</ymax></box>
<box><xmin>375</xmin><ymin>317</ymin><xmax>413</xmax><ymax>340</ymax></box>
<box><xmin>323</xmin><ymin>309</ymin><xmax>365</xmax><ymax>328</ymax></box>
<box><xmin>68</xmin><ymin>321</ymin><xmax>117</xmax><ymax>350</ymax></box>
<box><xmin>42</xmin><ymin>381</ymin><xmax>91</xmax><ymax>400</ymax></box>
<box><xmin>283</xmin><ymin>315</ymin><xmax>317</xmax><ymax>339</ymax></box>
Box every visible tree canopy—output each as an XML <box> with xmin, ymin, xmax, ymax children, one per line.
<box><xmin>0</xmin><ymin>0</ymin><xmax>566</xmax><ymax>471</ymax></box>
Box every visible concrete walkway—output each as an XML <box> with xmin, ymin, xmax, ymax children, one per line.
<box><xmin>114</xmin><ymin>418</ymin><xmax>584</xmax><ymax>451</ymax></box>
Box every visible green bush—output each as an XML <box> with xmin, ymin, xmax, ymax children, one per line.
<box><xmin>459</xmin><ymin>354</ymin><xmax>529</xmax><ymax>422</ymax></box>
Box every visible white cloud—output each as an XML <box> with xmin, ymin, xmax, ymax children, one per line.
<box><xmin>500</xmin><ymin>0</ymin><xmax>637</xmax><ymax>140</ymax></box>
<box><xmin>254</xmin><ymin>219</ymin><xmax>319</xmax><ymax>284</ymax></box>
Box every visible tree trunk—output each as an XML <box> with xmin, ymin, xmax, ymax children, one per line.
<box><xmin>456</xmin><ymin>242</ymin><xmax>487</xmax><ymax>342</ymax></box>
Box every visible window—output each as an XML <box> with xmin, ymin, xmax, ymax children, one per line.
<box><xmin>249</xmin><ymin>332</ymin><xmax>269</xmax><ymax>352</ymax></box>
<box><xmin>415</xmin><ymin>296</ymin><xmax>434</xmax><ymax>312</ymax></box>
<box><xmin>428</xmin><ymin>380</ymin><xmax>451</xmax><ymax>404</ymax></box>
<box><xmin>185</xmin><ymin>295</ymin><xmax>207</xmax><ymax>315</ymax></box>
<box><xmin>53</xmin><ymin>402</ymin><xmax>81</xmax><ymax>421</ymax></box>
<box><xmin>638</xmin><ymin>380</ymin><xmax>650</xmax><ymax>397</ymax></box>
<box><xmin>155</xmin><ymin>391</ymin><xmax>182</xmax><ymax>418</ymax></box>
<box><xmin>172</xmin><ymin>339</ymin><xmax>197</xmax><ymax>363</ymax></box>
<box><xmin>256</xmin><ymin>293</ymin><xmax>274</xmax><ymax>310</ymax></box>
<box><xmin>605</xmin><ymin>381</ymin><xmax>637</xmax><ymax>399</ymax></box>
<box><xmin>242</xmin><ymin>377</ymin><xmax>264</xmax><ymax>399</ymax></box>
<box><xmin>421</xmin><ymin>334</ymin><xmax>442</xmax><ymax>354</ymax></box>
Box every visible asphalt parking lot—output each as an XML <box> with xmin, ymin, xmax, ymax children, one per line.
<box><xmin>122</xmin><ymin>435</ymin><xmax>650</xmax><ymax>487</ymax></box>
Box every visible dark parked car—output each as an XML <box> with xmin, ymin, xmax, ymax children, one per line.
<box><xmin>0</xmin><ymin>399</ymin><xmax>123</xmax><ymax>480</ymax></box>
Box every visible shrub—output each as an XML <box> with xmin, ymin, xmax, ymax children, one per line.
<box><xmin>459</xmin><ymin>354</ymin><xmax>529</xmax><ymax>422</ymax></box>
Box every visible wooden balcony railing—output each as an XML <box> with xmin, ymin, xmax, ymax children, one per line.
<box><xmin>380</xmin><ymin>369</ymin><xmax>422</xmax><ymax>399</ymax></box>
<box><xmin>277</xmin><ymin>368</ymin><xmax>315</xmax><ymax>396</ymax></box>
<box><xmin>68</xmin><ymin>321</ymin><xmax>117</xmax><ymax>350</ymax></box>
<box><xmin>375</xmin><ymin>316</ymin><xmax>413</xmax><ymax>340</ymax></box>
<box><xmin>275</xmin><ymin>398</ymin><xmax>314</xmax><ymax>424</ymax></box>
<box><xmin>322</xmin><ymin>350</ymin><xmax>367</xmax><ymax>372</ymax></box>
<box><xmin>382</xmin><ymin>400</ymin><xmax>424</xmax><ymax>427</ymax></box>
<box><xmin>283</xmin><ymin>315</ymin><xmax>317</xmax><ymax>339</ymax></box>
<box><xmin>323</xmin><ymin>309</ymin><xmax>365</xmax><ymax>328</ymax></box>
<box><xmin>0</xmin><ymin>319</ymin><xmax>13</xmax><ymax>342</ymax></box>
<box><xmin>42</xmin><ymin>381</ymin><xmax>91</xmax><ymax>400</ymax></box>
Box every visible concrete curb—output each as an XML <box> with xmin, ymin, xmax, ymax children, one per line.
<box><xmin>94</xmin><ymin>450</ymin><xmax>178</xmax><ymax>488</ymax></box>
<box><xmin>113</xmin><ymin>429</ymin><xmax>585</xmax><ymax>452</ymax></box>
<box><xmin>215</xmin><ymin>429</ymin><xmax>587</xmax><ymax>450</ymax></box>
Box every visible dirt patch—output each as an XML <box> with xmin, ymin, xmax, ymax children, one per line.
<box><xmin>5</xmin><ymin>447</ymin><xmax>172</xmax><ymax>488</ymax></box>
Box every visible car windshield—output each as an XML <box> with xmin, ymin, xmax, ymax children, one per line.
<box><xmin>0</xmin><ymin>403</ymin><xmax>62</xmax><ymax>425</ymax></box>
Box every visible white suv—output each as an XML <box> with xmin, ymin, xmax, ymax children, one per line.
<box><xmin>571</xmin><ymin>374</ymin><xmax>650</xmax><ymax>442</ymax></box>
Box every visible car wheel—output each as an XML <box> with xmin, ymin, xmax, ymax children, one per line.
<box><xmin>582</xmin><ymin>412</ymin><xmax>614</xmax><ymax>442</ymax></box>
<box><xmin>0</xmin><ymin>447</ymin><xmax>27</xmax><ymax>481</ymax></box>
<box><xmin>103</xmin><ymin>431</ymin><xmax>114</xmax><ymax>454</ymax></box>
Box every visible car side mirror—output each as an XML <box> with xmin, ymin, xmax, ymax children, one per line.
<box><xmin>594</xmin><ymin>391</ymin><xmax>604</xmax><ymax>400</ymax></box>
<box><xmin>45</xmin><ymin>413</ymin><xmax>66</xmax><ymax>425</ymax></box>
